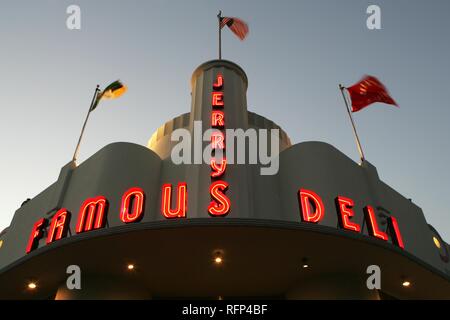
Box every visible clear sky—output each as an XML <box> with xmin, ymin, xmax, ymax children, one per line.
<box><xmin>0</xmin><ymin>0</ymin><xmax>449</xmax><ymax>239</ymax></box>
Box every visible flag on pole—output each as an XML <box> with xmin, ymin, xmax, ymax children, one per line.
<box><xmin>72</xmin><ymin>80</ymin><xmax>128</xmax><ymax>163</ymax></box>
<box><xmin>220</xmin><ymin>16</ymin><xmax>249</xmax><ymax>40</ymax></box>
<box><xmin>91</xmin><ymin>80</ymin><xmax>127</xmax><ymax>111</ymax></box>
<box><xmin>346</xmin><ymin>75</ymin><xmax>398</xmax><ymax>112</ymax></box>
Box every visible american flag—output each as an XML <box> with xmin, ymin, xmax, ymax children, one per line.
<box><xmin>220</xmin><ymin>17</ymin><xmax>249</xmax><ymax>40</ymax></box>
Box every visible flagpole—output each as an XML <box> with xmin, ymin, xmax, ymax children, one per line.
<box><xmin>339</xmin><ymin>84</ymin><xmax>366</xmax><ymax>162</ymax></box>
<box><xmin>72</xmin><ymin>85</ymin><xmax>100</xmax><ymax>163</ymax></box>
<box><xmin>217</xmin><ymin>10</ymin><xmax>222</xmax><ymax>59</ymax></box>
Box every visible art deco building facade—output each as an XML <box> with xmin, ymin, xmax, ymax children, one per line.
<box><xmin>0</xmin><ymin>60</ymin><xmax>449</xmax><ymax>299</ymax></box>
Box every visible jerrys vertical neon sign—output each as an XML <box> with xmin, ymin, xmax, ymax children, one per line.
<box><xmin>208</xmin><ymin>73</ymin><xmax>230</xmax><ymax>216</ymax></box>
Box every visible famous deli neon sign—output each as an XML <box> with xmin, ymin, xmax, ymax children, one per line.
<box><xmin>25</xmin><ymin>185</ymin><xmax>405</xmax><ymax>253</ymax></box>
<box><xmin>25</xmin><ymin>73</ymin><xmax>404</xmax><ymax>253</ymax></box>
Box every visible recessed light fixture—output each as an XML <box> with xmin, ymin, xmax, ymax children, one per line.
<box><xmin>27</xmin><ymin>282</ymin><xmax>37</xmax><ymax>290</ymax></box>
<box><xmin>433</xmin><ymin>237</ymin><xmax>441</xmax><ymax>249</ymax></box>
<box><xmin>127</xmin><ymin>264</ymin><xmax>135</xmax><ymax>271</ymax></box>
<box><xmin>302</xmin><ymin>258</ymin><xmax>309</xmax><ymax>269</ymax></box>
<box><xmin>402</xmin><ymin>280</ymin><xmax>411</xmax><ymax>287</ymax></box>
<box><xmin>213</xmin><ymin>250</ymin><xmax>224</xmax><ymax>265</ymax></box>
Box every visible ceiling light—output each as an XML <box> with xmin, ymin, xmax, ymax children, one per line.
<box><xmin>402</xmin><ymin>280</ymin><xmax>411</xmax><ymax>287</ymax></box>
<box><xmin>27</xmin><ymin>282</ymin><xmax>37</xmax><ymax>290</ymax></box>
<box><xmin>302</xmin><ymin>257</ymin><xmax>309</xmax><ymax>269</ymax></box>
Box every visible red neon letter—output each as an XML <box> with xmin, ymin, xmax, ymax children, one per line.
<box><xmin>364</xmin><ymin>206</ymin><xmax>388</xmax><ymax>241</ymax></box>
<box><xmin>76</xmin><ymin>196</ymin><xmax>108</xmax><ymax>233</ymax></box>
<box><xmin>208</xmin><ymin>180</ymin><xmax>231</xmax><ymax>216</ymax></box>
<box><xmin>120</xmin><ymin>187</ymin><xmax>145</xmax><ymax>223</ymax></box>
<box><xmin>211</xmin><ymin>131</ymin><xmax>225</xmax><ymax>149</ymax></box>
<box><xmin>212</xmin><ymin>92</ymin><xmax>224</xmax><ymax>107</ymax></box>
<box><xmin>335</xmin><ymin>196</ymin><xmax>361</xmax><ymax>232</ymax></box>
<box><xmin>47</xmin><ymin>209</ymin><xmax>70</xmax><ymax>244</ymax></box>
<box><xmin>26</xmin><ymin>218</ymin><xmax>47</xmax><ymax>253</ymax></box>
<box><xmin>210</xmin><ymin>157</ymin><xmax>227</xmax><ymax>178</ymax></box>
<box><xmin>161</xmin><ymin>183</ymin><xmax>187</xmax><ymax>219</ymax></box>
<box><xmin>213</xmin><ymin>74</ymin><xmax>223</xmax><ymax>89</ymax></box>
<box><xmin>298</xmin><ymin>189</ymin><xmax>325</xmax><ymax>223</ymax></box>
<box><xmin>211</xmin><ymin>110</ymin><xmax>225</xmax><ymax>128</ymax></box>
<box><xmin>388</xmin><ymin>216</ymin><xmax>405</xmax><ymax>249</ymax></box>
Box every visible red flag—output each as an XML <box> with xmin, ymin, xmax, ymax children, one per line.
<box><xmin>346</xmin><ymin>75</ymin><xmax>398</xmax><ymax>112</ymax></box>
<box><xmin>220</xmin><ymin>17</ymin><xmax>249</xmax><ymax>40</ymax></box>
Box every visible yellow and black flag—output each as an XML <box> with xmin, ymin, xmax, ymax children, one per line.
<box><xmin>91</xmin><ymin>80</ymin><xmax>127</xmax><ymax>111</ymax></box>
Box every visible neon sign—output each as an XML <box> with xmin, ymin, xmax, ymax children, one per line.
<box><xmin>161</xmin><ymin>183</ymin><xmax>187</xmax><ymax>219</ymax></box>
<box><xmin>25</xmin><ymin>185</ymin><xmax>405</xmax><ymax>253</ymax></box>
<box><xmin>76</xmin><ymin>196</ymin><xmax>108</xmax><ymax>233</ymax></box>
<box><xmin>209</xmin><ymin>73</ymin><xmax>230</xmax><ymax>216</ymax></box>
